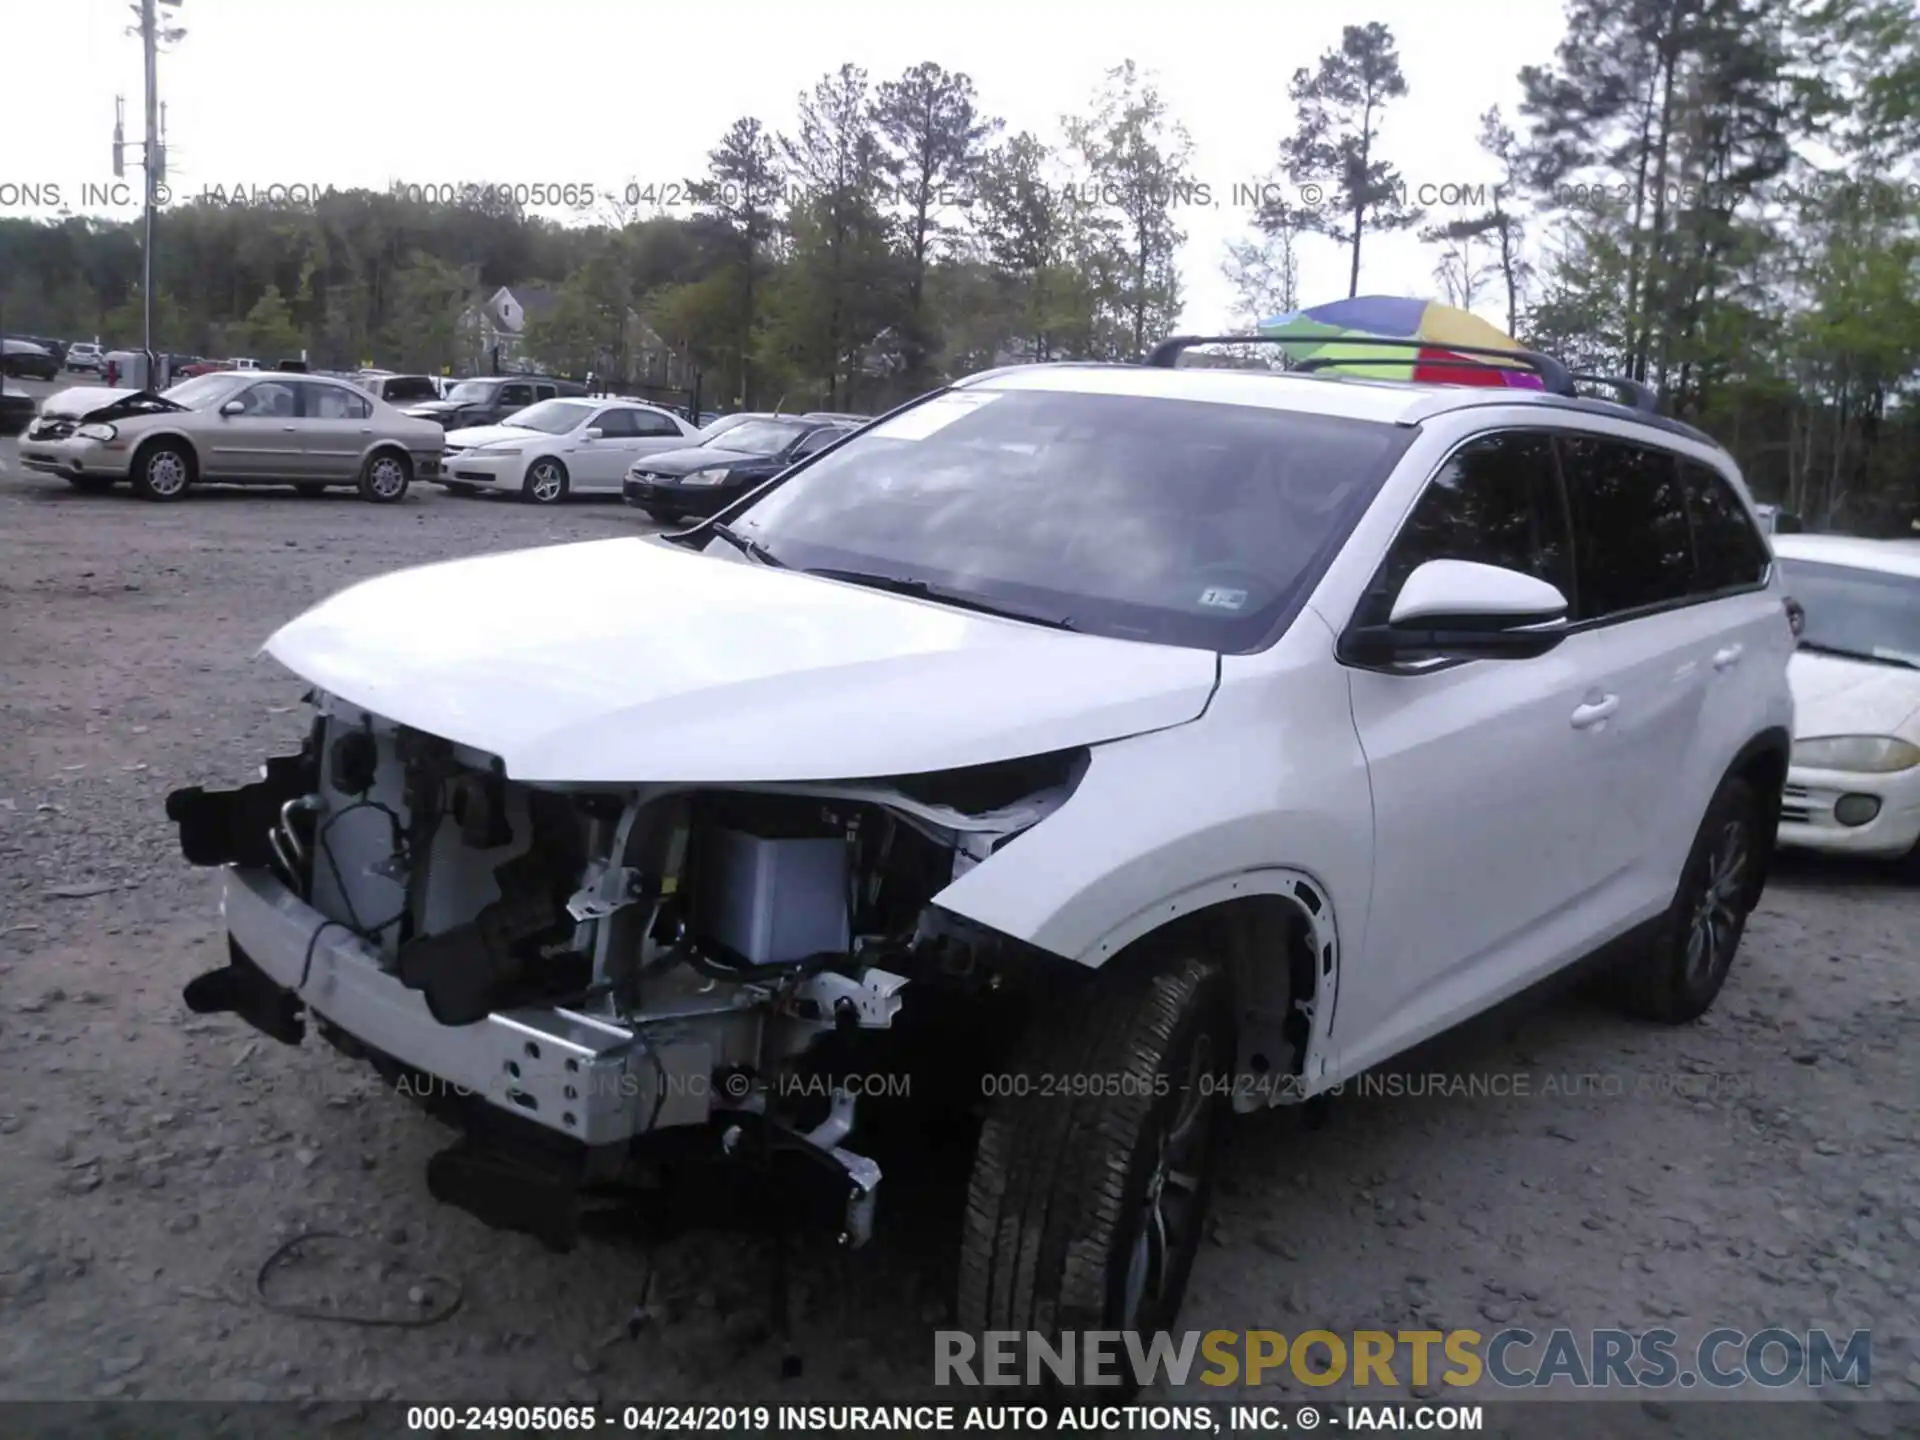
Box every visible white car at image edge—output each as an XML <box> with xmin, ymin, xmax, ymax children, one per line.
<box><xmin>1772</xmin><ymin>533</ymin><xmax>1920</xmax><ymax>862</ymax></box>
<box><xmin>163</xmin><ymin>351</ymin><xmax>1795</xmax><ymax>1361</ymax></box>
<box><xmin>437</xmin><ymin>395</ymin><xmax>700</xmax><ymax>503</ymax></box>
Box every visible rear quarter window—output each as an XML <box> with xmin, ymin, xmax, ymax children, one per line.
<box><xmin>1682</xmin><ymin>459</ymin><xmax>1771</xmax><ymax>593</ymax></box>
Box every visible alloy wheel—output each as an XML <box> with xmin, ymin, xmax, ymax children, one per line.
<box><xmin>146</xmin><ymin>451</ymin><xmax>188</xmax><ymax>497</ymax></box>
<box><xmin>1120</xmin><ymin>1029</ymin><xmax>1215</xmax><ymax>1329</ymax></box>
<box><xmin>1684</xmin><ymin>819</ymin><xmax>1748</xmax><ymax>987</ymax></box>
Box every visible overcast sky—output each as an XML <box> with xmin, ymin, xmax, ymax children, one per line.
<box><xmin>12</xmin><ymin>0</ymin><xmax>1568</xmax><ymax>331</ymax></box>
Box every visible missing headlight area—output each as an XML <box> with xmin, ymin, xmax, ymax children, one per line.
<box><xmin>170</xmin><ymin>696</ymin><xmax>1089</xmax><ymax>1257</ymax></box>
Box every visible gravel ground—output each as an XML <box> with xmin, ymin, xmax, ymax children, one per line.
<box><xmin>0</xmin><ymin>456</ymin><xmax>1916</xmax><ymax>1431</ymax></box>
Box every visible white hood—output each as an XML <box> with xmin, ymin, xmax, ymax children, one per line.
<box><xmin>445</xmin><ymin>423</ymin><xmax>537</xmax><ymax>449</ymax></box>
<box><xmin>264</xmin><ymin>538</ymin><xmax>1219</xmax><ymax>784</ymax></box>
<box><xmin>43</xmin><ymin>386</ymin><xmax>141</xmax><ymax>419</ymax></box>
<box><xmin>1788</xmin><ymin>651</ymin><xmax>1920</xmax><ymax>739</ymax></box>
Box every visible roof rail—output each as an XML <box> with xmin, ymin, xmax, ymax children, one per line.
<box><xmin>1569</xmin><ymin>372</ymin><xmax>1659</xmax><ymax>413</ymax></box>
<box><xmin>1142</xmin><ymin>334</ymin><xmax>1576</xmax><ymax>398</ymax></box>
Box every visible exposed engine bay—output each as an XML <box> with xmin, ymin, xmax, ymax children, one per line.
<box><xmin>167</xmin><ymin>693</ymin><xmax>1088</xmax><ymax>1254</ymax></box>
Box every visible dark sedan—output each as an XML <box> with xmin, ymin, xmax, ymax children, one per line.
<box><xmin>0</xmin><ymin>381</ymin><xmax>35</xmax><ymax>438</ymax></box>
<box><xmin>622</xmin><ymin>417</ymin><xmax>853</xmax><ymax>522</ymax></box>
<box><xmin>2</xmin><ymin>339</ymin><xmax>60</xmax><ymax>382</ymax></box>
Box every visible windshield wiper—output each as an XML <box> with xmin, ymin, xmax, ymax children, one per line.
<box><xmin>705</xmin><ymin>521</ymin><xmax>787</xmax><ymax>568</ymax></box>
<box><xmin>803</xmin><ymin>568</ymin><xmax>1077</xmax><ymax>630</ymax></box>
<box><xmin>1797</xmin><ymin>640</ymin><xmax>1920</xmax><ymax>670</ymax></box>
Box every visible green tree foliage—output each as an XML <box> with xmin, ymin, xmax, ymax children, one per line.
<box><xmin>1280</xmin><ymin>22</ymin><xmax>1424</xmax><ymax>299</ymax></box>
<box><xmin>2</xmin><ymin>27</ymin><xmax>1913</xmax><ymax>530</ymax></box>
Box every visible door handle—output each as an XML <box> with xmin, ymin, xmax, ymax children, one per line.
<box><xmin>281</xmin><ymin>425</ymin><xmax>298</xmax><ymax>432</ymax></box>
<box><xmin>1712</xmin><ymin>644</ymin><xmax>1744</xmax><ymax>670</ymax></box>
<box><xmin>1570</xmin><ymin>694</ymin><xmax>1620</xmax><ymax>729</ymax></box>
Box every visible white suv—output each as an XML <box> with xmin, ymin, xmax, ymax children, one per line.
<box><xmin>165</xmin><ymin>344</ymin><xmax>1794</xmax><ymax>1352</ymax></box>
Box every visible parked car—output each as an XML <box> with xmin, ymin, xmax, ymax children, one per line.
<box><xmin>65</xmin><ymin>342</ymin><xmax>105</xmax><ymax>373</ymax></box>
<box><xmin>694</xmin><ymin>411</ymin><xmax>784</xmax><ymax>446</ymax></box>
<box><xmin>2</xmin><ymin>338</ymin><xmax>59</xmax><ymax>381</ymax></box>
<box><xmin>403</xmin><ymin>374</ymin><xmax>588</xmax><ymax>430</ymax></box>
<box><xmin>161</xmin><ymin>344</ymin><xmax>1793</xmax><ymax>1360</ymax></box>
<box><xmin>178</xmin><ymin>359</ymin><xmax>231</xmax><ymax>379</ymax></box>
<box><xmin>232</xmin><ymin>358</ymin><xmax>260</xmax><ymax>371</ymax></box>
<box><xmin>0</xmin><ymin>381</ymin><xmax>35</xmax><ymax>438</ymax></box>
<box><xmin>1753</xmin><ymin>503</ymin><xmax>1805</xmax><ymax>535</ymax></box>
<box><xmin>18</xmin><ymin>369</ymin><xmax>444</xmax><ymax>502</ymax></box>
<box><xmin>438</xmin><ymin>397</ymin><xmax>700</xmax><ymax>503</ymax></box>
<box><xmin>359</xmin><ymin>373</ymin><xmax>448</xmax><ymax>408</ymax></box>
<box><xmin>622</xmin><ymin>417</ymin><xmax>855</xmax><ymax>522</ymax></box>
<box><xmin>1771</xmin><ymin>533</ymin><xmax>1920</xmax><ymax>863</ymax></box>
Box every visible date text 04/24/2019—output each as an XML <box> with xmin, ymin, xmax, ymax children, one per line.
<box><xmin>403</xmin><ymin>1402</ymin><xmax>1485</xmax><ymax>1432</ymax></box>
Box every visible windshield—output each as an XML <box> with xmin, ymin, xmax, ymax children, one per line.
<box><xmin>445</xmin><ymin>381</ymin><xmax>494</xmax><ymax>403</ymax></box>
<box><xmin>500</xmin><ymin>398</ymin><xmax>595</xmax><ymax>434</ymax></box>
<box><xmin>719</xmin><ymin>386</ymin><xmax>1412</xmax><ymax>650</ymax></box>
<box><xmin>708</xmin><ymin>418</ymin><xmax>807</xmax><ymax>455</ymax></box>
<box><xmin>162</xmin><ymin>372</ymin><xmax>251</xmax><ymax>408</ymax></box>
<box><xmin>1780</xmin><ymin>558</ymin><xmax>1920</xmax><ymax>666</ymax></box>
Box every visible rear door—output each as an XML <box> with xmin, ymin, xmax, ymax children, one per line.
<box><xmin>1340</xmin><ymin>430</ymin><xmax>1608</xmax><ymax>1063</ymax></box>
<box><xmin>1552</xmin><ymin>432</ymin><xmax>1715</xmax><ymax>922</ymax></box>
<box><xmin>295</xmin><ymin>380</ymin><xmax>375</xmax><ymax>480</ymax></box>
<box><xmin>1677</xmin><ymin>454</ymin><xmax>1790</xmax><ymax>831</ymax></box>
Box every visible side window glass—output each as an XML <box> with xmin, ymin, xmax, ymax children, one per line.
<box><xmin>1559</xmin><ymin>436</ymin><xmax>1694</xmax><ymax>619</ymax></box>
<box><xmin>1683</xmin><ymin>459</ymin><xmax>1770</xmax><ymax>593</ymax></box>
<box><xmin>593</xmin><ymin>409</ymin><xmax>635</xmax><ymax>436</ymax></box>
<box><xmin>233</xmin><ymin>381</ymin><xmax>297</xmax><ymax>417</ymax></box>
<box><xmin>1358</xmin><ymin>431</ymin><xmax>1570</xmax><ymax>626</ymax></box>
<box><xmin>534</xmin><ymin>384</ymin><xmax>557</xmax><ymax>401</ymax></box>
<box><xmin>631</xmin><ymin>410</ymin><xmax>682</xmax><ymax>437</ymax></box>
<box><xmin>498</xmin><ymin>384</ymin><xmax>533</xmax><ymax>408</ymax></box>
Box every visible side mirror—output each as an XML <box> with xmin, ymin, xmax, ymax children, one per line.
<box><xmin>219</xmin><ymin>399</ymin><xmax>245</xmax><ymax>417</ymax></box>
<box><xmin>1342</xmin><ymin>559</ymin><xmax>1570</xmax><ymax>665</ymax></box>
<box><xmin>581</xmin><ymin>428</ymin><xmax>603</xmax><ymax>441</ymax></box>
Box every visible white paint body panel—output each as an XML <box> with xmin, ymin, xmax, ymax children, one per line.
<box><xmin>263</xmin><ymin>537</ymin><xmax>1220</xmax><ymax>784</ymax></box>
<box><xmin>256</xmin><ymin>369</ymin><xmax>1797</xmax><ymax>1100</ymax></box>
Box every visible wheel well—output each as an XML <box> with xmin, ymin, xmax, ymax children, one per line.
<box><xmin>131</xmin><ymin>431</ymin><xmax>197</xmax><ymax>476</ymax></box>
<box><xmin>1111</xmin><ymin>886</ymin><xmax>1332</xmax><ymax>1090</ymax></box>
<box><xmin>1733</xmin><ymin>728</ymin><xmax>1789</xmax><ymax>801</ymax></box>
<box><xmin>366</xmin><ymin>444</ymin><xmax>412</xmax><ymax>475</ymax></box>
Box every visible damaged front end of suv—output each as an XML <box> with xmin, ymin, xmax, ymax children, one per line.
<box><xmin>168</xmin><ymin>686</ymin><xmax>1089</xmax><ymax>1256</ymax></box>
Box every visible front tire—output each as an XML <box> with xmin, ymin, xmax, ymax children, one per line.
<box><xmin>957</xmin><ymin>953</ymin><xmax>1232</xmax><ymax>1384</ymax></box>
<box><xmin>1616</xmin><ymin>776</ymin><xmax>1767</xmax><ymax>1023</ymax></box>
<box><xmin>130</xmin><ymin>440</ymin><xmax>193</xmax><ymax>501</ymax></box>
<box><xmin>357</xmin><ymin>451</ymin><xmax>410</xmax><ymax>504</ymax></box>
<box><xmin>522</xmin><ymin>459</ymin><xmax>569</xmax><ymax>504</ymax></box>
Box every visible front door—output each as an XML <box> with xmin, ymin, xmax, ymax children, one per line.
<box><xmin>1336</xmin><ymin>430</ymin><xmax>1609</xmax><ymax>1072</ymax></box>
<box><xmin>205</xmin><ymin>378</ymin><xmax>308</xmax><ymax>479</ymax></box>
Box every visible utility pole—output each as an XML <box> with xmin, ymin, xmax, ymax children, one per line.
<box><xmin>123</xmin><ymin>0</ymin><xmax>182</xmax><ymax>385</ymax></box>
<box><xmin>141</xmin><ymin>0</ymin><xmax>157</xmax><ymax>375</ymax></box>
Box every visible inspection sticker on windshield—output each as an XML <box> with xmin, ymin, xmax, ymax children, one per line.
<box><xmin>870</xmin><ymin>389</ymin><xmax>1003</xmax><ymax>441</ymax></box>
<box><xmin>1198</xmin><ymin>587</ymin><xmax>1249</xmax><ymax>610</ymax></box>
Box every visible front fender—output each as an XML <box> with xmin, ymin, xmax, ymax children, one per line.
<box><xmin>933</xmin><ymin>614</ymin><xmax>1375</xmax><ymax>972</ymax></box>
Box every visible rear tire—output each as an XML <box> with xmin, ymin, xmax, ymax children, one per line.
<box><xmin>957</xmin><ymin>953</ymin><xmax>1232</xmax><ymax>1391</ymax></box>
<box><xmin>65</xmin><ymin>475</ymin><xmax>115</xmax><ymax>494</ymax></box>
<box><xmin>357</xmin><ymin>451</ymin><xmax>410</xmax><ymax>504</ymax></box>
<box><xmin>1614</xmin><ymin>776</ymin><xmax>1767</xmax><ymax>1023</ymax></box>
<box><xmin>130</xmin><ymin>440</ymin><xmax>193</xmax><ymax>501</ymax></box>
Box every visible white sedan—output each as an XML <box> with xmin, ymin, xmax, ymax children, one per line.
<box><xmin>437</xmin><ymin>397</ymin><xmax>700</xmax><ymax>503</ymax></box>
<box><xmin>1773</xmin><ymin>533</ymin><xmax>1920</xmax><ymax>863</ymax></box>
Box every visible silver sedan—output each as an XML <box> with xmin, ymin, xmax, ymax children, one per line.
<box><xmin>18</xmin><ymin>371</ymin><xmax>446</xmax><ymax>503</ymax></box>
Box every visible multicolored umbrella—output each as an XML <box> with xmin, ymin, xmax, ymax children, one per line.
<box><xmin>1257</xmin><ymin>296</ymin><xmax>1545</xmax><ymax>390</ymax></box>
